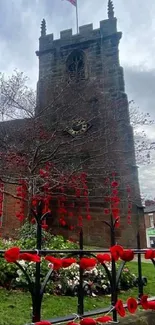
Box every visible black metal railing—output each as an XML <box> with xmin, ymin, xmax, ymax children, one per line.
<box><xmin>0</xmin><ymin>201</ymin><xmax>154</xmax><ymax>325</ymax></box>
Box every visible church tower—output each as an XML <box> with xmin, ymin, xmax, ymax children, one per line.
<box><xmin>36</xmin><ymin>1</ymin><xmax>145</xmax><ymax>247</ymax></box>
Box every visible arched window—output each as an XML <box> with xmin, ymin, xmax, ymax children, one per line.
<box><xmin>66</xmin><ymin>50</ymin><xmax>86</xmax><ymax>81</ymax></box>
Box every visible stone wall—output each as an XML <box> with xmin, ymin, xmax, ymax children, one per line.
<box><xmin>35</xmin><ymin>16</ymin><xmax>145</xmax><ymax>247</ymax></box>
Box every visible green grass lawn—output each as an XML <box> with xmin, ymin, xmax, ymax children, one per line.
<box><xmin>0</xmin><ymin>262</ymin><xmax>155</xmax><ymax>325</ymax></box>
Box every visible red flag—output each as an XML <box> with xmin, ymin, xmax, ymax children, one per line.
<box><xmin>65</xmin><ymin>0</ymin><xmax>77</xmax><ymax>6</ymax></box>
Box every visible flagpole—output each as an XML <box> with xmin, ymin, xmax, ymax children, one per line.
<box><xmin>76</xmin><ymin>0</ymin><xmax>79</xmax><ymax>34</ymax></box>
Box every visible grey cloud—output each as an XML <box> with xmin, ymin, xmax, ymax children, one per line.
<box><xmin>124</xmin><ymin>67</ymin><xmax>155</xmax><ymax>118</ymax></box>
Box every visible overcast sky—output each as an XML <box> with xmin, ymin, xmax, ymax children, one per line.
<box><xmin>0</xmin><ymin>0</ymin><xmax>155</xmax><ymax>199</ymax></box>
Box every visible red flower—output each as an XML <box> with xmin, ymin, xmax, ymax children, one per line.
<box><xmin>112</xmin><ymin>189</ymin><xmax>118</xmax><ymax>195</ymax></box>
<box><xmin>86</xmin><ymin>215</ymin><xmax>92</xmax><ymax>221</ymax></box>
<box><xmin>45</xmin><ymin>256</ymin><xmax>62</xmax><ymax>270</ymax></box>
<box><xmin>59</xmin><ymin>218</ymin><xmax>66</xmax><ymax>227</ymax></box>
<box><xmin>96</xmin><ymin>254</ymin><xmax>111</xmax><ymax>263</ymax></box>
<box><xmin>111</xmin><ymin>181</ymin><xmax>119</xmax><ymax>188</ymax></box>
<box><xmin>19</xmin><ymin>253</ymin><xmax>40</xmax><ymax>263</ymax></box>
<box><xmin>111</xmin><ymin>196</ymin><xmax>120</xmax><ymax>204</ymax></box>
<box><xmin>31</xmin><ymin>218</ymin><xmax>36</xmax><ymax>224</ymax></box>
<box><xmin>147</xmin><ymin>301</ymin><xmax>155</xmax><ymax>310</ymax></box>
<box><xmin>104</xmin><ymin>209</ymin><xmax>110</xmax><ymax>215</ymax></box>
<box><xmin>115</xmin><ymin>218</ymin><xmax>120</xmax><ymax>228</ymax></box>
<box><xmin>80</xmin><ymin>258</ymin><xmax>97</xmax><ymax>270</ymax></box>
<box><xmin>127</xmin><ymin>297</ymin><xmax>138</xmax><ymax>314</ymax></box>
<box><xmin>110</xmin><ymin>245</ymin><xmax>124</xmax><ymax>261</ymax></box>
<box><xmin>69</xmin><ymin>225</ymin><xmax>74</xmax><ymax>231</ymax></box>
<box><xmin>39</xmin><ymin>169</ymin><xmax>48</xmax><ymax>178</ymax></box>
<box><xmin>61</xmin><ymin>258</ymin><xmax>77</xmax><ymax>268</ymax></box>
<box><xmin>140</xmin><ymin>295</ymin><xmax>148</xmax><ymax>310</ymax></box>
<box><xmin>4</xmin><ymin>247</ymin><xmax>20</xmax><ymax>263</ymax></box>
<box><xmin>80</xmin><ymin>318</ymin><xmax>96</xmax><ymax>325</ymax></box>
<box><xmin>34</xmin><ymin>320</ymin><xmax>51</xmax><ymax>325</ymax></box>
<box><xmin>41</xmin><ymin>224</ymin><xmax>48</xmax><ymax>230</ymax></box>
<box><xmin>76</xmin><ymin>189</ymin><xmax>81</xmax><ymax>198</ymax></box>
<box><xmin>115</xmin><ymin>299</ymin><xmax>126</xmax><ymax>317</ymax></box>
<box><xmin>112</xmin><ymin>208</ymin><xmax>120</xmax><ymax>218</ymax></box>
<box><xmin>145</xmin><ymin>249</ymin><xmax>155</xmax><ymax>259</ymax></box>
<box><xmin>120</xmin><ymin>249</ymin><xmax>134</xmax><ymax>262</ymax></box>
<box><xmin>96</xmin><ymin>316</ymin><xmax>112</xmax><ymax>323</ymax></box>
<box><xmin>58</xmin><ymin>207</ymin><xmax>67</xmax><ymax>214</ymax></box>
<box><xmin>32</xmin><ymin>199</ymin><xmax>37</xmax><ymax>206</ymax></box>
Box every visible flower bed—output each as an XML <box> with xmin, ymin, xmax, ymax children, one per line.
<box><xmin>0</xmin><ymin>235</ymin><xmax>137</xmax><ymax>296</ymax></box>
<box><xmin>9</xmin><ymin>260</ymin><xmax>137</xmax><ymax>296</ymax></box>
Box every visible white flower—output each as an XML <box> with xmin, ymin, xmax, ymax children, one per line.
<box><xmin>48</xmin><ymin>263</ymin><xmax>54</xmax><ymax>269</ymax></box>
<box><xmin>74</xmin><ymin>280</ymin><xmax>79</xmax><ymax>285</ymax></box>
<box><xmin>19</xmin><ymin>260</ymin><xmax>26</xmax><ymax>267</ymax></box>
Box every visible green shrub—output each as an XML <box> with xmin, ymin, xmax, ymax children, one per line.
<box><xmin>17</xmin><ymin>220</ymin><xmax>78</xmax><ymax>250</ymax></box>
<box><xmin>0</xmin><ymin>222</ymin><xmax>137</xmax><ymax>296</ymax></box>
<box><xmin>0</xmin><ymin>221</ymin><xmax>78</xmax><ymax>289</ymax></box>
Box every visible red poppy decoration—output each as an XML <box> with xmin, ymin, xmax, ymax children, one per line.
<box><xmin>35</xmin><ymin>321</ymin><xmax>51</xmax><ymax>325</ymax></box>
<box><xmin>145</xmin><ymin>249</ymin><xmax>155</xmax><ymax>259</ymax></box>
<box><xmin>104</xmin><ymin>209</ymin><xmax>110</xmax><ymax>215</ymax></box>
<box><xmin>45</xmin><ymin>256</ymin><xmax>62</xmax><ymax>270</ymax></box>
<box><xmin>80</xmin><ymin>318</ymin><xmax>96</xmax><ymax>325</ymax></box>
<box><xmin>41</xmin><ymin>224</ymin><xmax>48</xmax><ymax>230</ymax></box>
<box><xmin>61</xmin><ymin>258</ymin><xmax>77</xmax><ymax>268</ymax></box>
<box><xmin>115</xmin><ymin>299</ymin><xmax>126</xmax><ymax>317</ymax></box>
<box><xmin>120</xmin><ymin>249</ymin><xmax>134</xmax><ymax>262</ymax></box>
<box><xmin>96</xmin><ymin>316</ymin><xmax>112</xmax><ymax>323</ymax></box>
<box><xmin>19</xmin><ymin>253</ymin><xmax>41</xmax><ymax>263</ymax></box>
<box><xmin>147</xmin><ymin>301</ymin><xmax>155</xmax><ymax>310</ymax></box>
<box><xmin>140</xmin><ymin>295</ymin><xmax>148</xmax><ymax>310</ymax></box>
<box><xmin>111</xmin><ymin>181</ymin><xmax>119</xmax><ymax>188</ymax></box>
<box><xmin>112</xmin><ymin>189</ymin><xmax>118</xmax><ymax>195</ymax></box>
<box><xmin>80</xmin><ymin>258</ymin><xmax>97</xmax><ymax>270</ymax></box>
<box><xmin>96</xmin><ymin>254</ymin><xmax>111</xmax><ymax>264</ymax></box>
<box><xmin>127</xmin><ymin>297</ymin><xmax>138</xmax><ymax>314</ymax></box>
<box><xmin>110</xmin><ymin>245</ymin><xmax>124</xmax><ymax>261</ymax></box>
<box><xmin>112</xmin><ymin>208</ymin><xmax>120</xmax><ymax>218</ymax></box>
<box><xmin>4</xmin><ymin>247</ymin><xmax>20</xmax><ymax>263</ymax></box>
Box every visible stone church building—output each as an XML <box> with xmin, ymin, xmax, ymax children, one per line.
<box><xmin>0</xmin><ymin>0</ymin><xmax>146</xmax><ymax>247</ymax></box>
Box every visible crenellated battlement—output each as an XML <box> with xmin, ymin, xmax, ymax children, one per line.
<box><xmin>37</xmin><ymin>18</ymin><xmax>118</xmax><ymax>54</ymax></box>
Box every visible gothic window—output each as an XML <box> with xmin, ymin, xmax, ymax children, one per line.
<box><xmin>66</xmin><ymin>50</ymin><xmax>86</xmax><ymax>81</ymax></box>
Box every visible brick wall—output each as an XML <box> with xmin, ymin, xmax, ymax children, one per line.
<box><xmin>2</xmin><ymin>183</ymin><xmax>21</xmax><ymax>239</ymax></box>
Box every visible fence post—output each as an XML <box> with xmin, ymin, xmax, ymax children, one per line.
<box><xmin>137</xmin><ymin>231</ymin><xmax>143</xmax><ymax>298</ymax></box>
<box><xmin>110</xmin><ymin>215</ymin><xmax>117</xmax><ymax>322</ymax></box>
<box><xmin>78</xmin><ymin>228</ymin><xmax>84</xmax><ymax>317</ymax></box>
<box><xmin>32</xmin><ymin>201</ymin><xmax>43</xmax><ymax>323</ymax></box>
